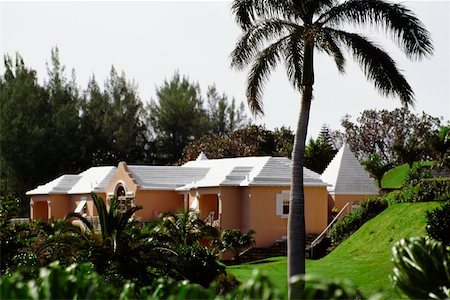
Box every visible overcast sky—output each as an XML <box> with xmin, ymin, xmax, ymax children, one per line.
<box><xmin>1</xmin><ymin>0</ymin><xmax>449</xmax><ymax>137</ymax></box>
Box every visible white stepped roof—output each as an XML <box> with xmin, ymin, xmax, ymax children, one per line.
<box><xmin>26</xmin><ymin>166</ymin><xmax>117</xmax><ymax>195</ymax></box>
<box><xmin>179</xmin><ymin>156</ymin><xmax>327</xmax><ymax>189</ymax></box>
<box><xmin>68</xmin><ymin>166</ymin><xmax>116</xmax><ymax>194</ymax></box>
<box><xmin>128</xmin><ymin>166</ymin><xmax>209</xmax><ymax>190</ymax></box>
<box><xmin>321</xmin><ymin>144</ymin><xmax>379</xmax><ymax>195</ymax></box>
<box><xmin>26</xmin><ymin>175</ymin><xmax>82</xmax><ymax>195</ymax></box>
<box><xmin>27</xmin><ymin>156</ymin><xmax>329</xmax><ymax>195</ymax></box>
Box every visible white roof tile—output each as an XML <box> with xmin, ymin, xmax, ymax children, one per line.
<box><xmin>28</xmin><ymin>155</ymin><xmax>330</xmax><ymax>195</ymax></box>
<box><xmin>321</xmin><ymin>144</ymin><xmax>379</xmax><ymax>195</ymax></box>
<box><xmin>128</xmin><ymin>166</ymin><xmax>209</xmax><ymax>190</ymax></box>
<box><xmin>27</xmin><ymin>166</ymin><xmax>116</xmax><ymax>195</ymax></box>
<box><xmin>68</xmin><ymin>166</ymin><xmax>116</xmax><ymax>194</ymax></box>
<box><xmin>26</xmin><ymin>175</ymin><xmax>82</xmax><ymax>195</ymax></box>
<box><xmin>179</xmin><ymin>156</ymin><xmax>328</xmax><ymax>189</ymax></box>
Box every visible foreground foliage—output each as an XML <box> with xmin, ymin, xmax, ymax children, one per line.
<box><xmin>391</xmin><ymin>237</ymin><xmax>450</xmax><ymax>299</ymax></box>
<box><xmin>1</xmin><ymin>262</ymin><xmax>373</xmax><ymax>300</ymax></box>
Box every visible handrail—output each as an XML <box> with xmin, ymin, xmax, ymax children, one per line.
<box><xmin>309</xmin><ymin>202</ymin><xmax>350</xmax><ymax>249</ymax></box>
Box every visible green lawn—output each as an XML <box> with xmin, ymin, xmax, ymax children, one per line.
<box><xmin>228</xmin><ymin>202</ymin><xmax>440</xmax><ymax>298</ymax></box>
<box><xmin>381</xmin><ymin>161</ymin><xmax>434</xmax><ymax>189</ymax></box>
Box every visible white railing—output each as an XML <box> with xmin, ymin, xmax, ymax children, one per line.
<box><xmin>309</xmin><ymin>202</ymin><xmax>351</xmax><ymax>250</ymax></box>
<box><xmin>10</xmin><ymin>218</ymin><xmax>29</xmax><ymax>224</ymax></box>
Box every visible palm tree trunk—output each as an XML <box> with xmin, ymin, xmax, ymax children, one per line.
<box><xmin>288</xmin><ymin>41</ymin><xmax>314</xmax><ymax>299</ymax></box>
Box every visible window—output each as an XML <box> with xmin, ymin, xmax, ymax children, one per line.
<box><xmin>283</xmin><ymin>199</ymin><xmax>289</xmax><ymax>215</ymax></box>
<box><xmin>276</xmin><ymin>190</ymin><xmax>290</xmax><ymax>218</ymax></box>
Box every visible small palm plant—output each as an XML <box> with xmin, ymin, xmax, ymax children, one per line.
<box><xmin>66</xmin><ymin>193</ymin><xmax>142</xmax><ymax>252</ymax></box>
<box><xmin>154</xmin><ymin>210</ymin><xmax>219</xmax><ymax>247</ymax></box>
<box><xmin>219</xmin><ymin>229</ymin><xmax>256</xmax><ymax>264</ymax></box>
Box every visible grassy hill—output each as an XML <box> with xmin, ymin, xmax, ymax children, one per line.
<box><xmin>381</xmin><ymin>161</ymin><xmax>434</xmax><ymax>189</ymax></box>
<box><xmin>228</xmin><ymin>202</ymin><xmax>440</xmax><ymax>298</ymax></box>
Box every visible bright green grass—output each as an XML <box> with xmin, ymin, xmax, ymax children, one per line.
<box><xmin>381</xmin><ymin>161</ymin><xmax>434</xmax><ymax>189</ymax></box>
<box><xmin>228</xmin><ymin>202</ymin><xmax>440</xmax><ymax>298</ymax></box>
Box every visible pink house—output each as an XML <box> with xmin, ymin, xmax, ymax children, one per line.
<box><xmin>27</xmin><ymin>146</ymin><xmax>377</xmax><ymax>248</ymax></box>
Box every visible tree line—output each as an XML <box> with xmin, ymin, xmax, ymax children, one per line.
<box><xmin>1</xmin><ymin>50</ymin><xmax>447</xmax><ymax>216</ymax></box>
<box><xmin>0</xmin><ymin>49</ymin><xmax>251</xmax><ymax>214</ymax></box>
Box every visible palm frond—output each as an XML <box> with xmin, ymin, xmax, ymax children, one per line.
<box><xmin>231</xmin><ymin>0</ymin><xmax>299</xmax><ymax>30</ymax></box>
<box><xmin>319</xmin><ymin>0</ymin><xmax>433</xmax><ymax>59</ymax></box>
<box><xmin>284</xmin><ymin>35</ymin><xmax>304</xmax><ymax>90</ymax></box>
<box><xmin>65</xmin><ymin>212</ymin><xmax>94</xmax><ymax>231</ymax></box>
<box><xmin>292</xmin><ymin>0</ymin><xmax>337</xmax><ymax>22</ymax></box>
<box><xmin>331</xmin><ymin>29</ymin><xmax>414</xmax><ymax>106</ymax></box>
<box><xmin>316</xmin><ymin>29</ymin><xmax>346</xmax><ymax>73</ymax></box>
<box><xmin>246</xmin><ymin>36</ymin><xmax>290</xmax><ymax>115</ymax></box>
<box><xmin>117</xmin><ymin>205</ymin><xmax>143</xmax><ymax>229</ymax></box>
<box><xmin>231</xmin><ymin>19</ymin><xmax>301</xmax><ymax>70</ymax></box>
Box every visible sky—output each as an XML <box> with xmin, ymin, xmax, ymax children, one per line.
<box><xmin>1</xmin><ymin>0</ymin><xmax>449</xmax><ymax>138</ymax></box>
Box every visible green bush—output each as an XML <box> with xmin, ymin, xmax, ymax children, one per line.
<box><xmin>0</xmin><ymin>261</ymin><xmax>124</xmax><ymax>299</ymax></box>
<box><xmin>385</xmin><ymin>178</ymin><xmax>450</xmax><ymax>205</ymax></box>
<box><xmin>426</xmin><ymin>201</ymin><xmax>450</xmax><ymax>246</ymax></box>
<box><xmin>391</xmin><ymin>237</ymin><xmax>450</xmax><ymax>299</ymax></box>
<box><xmin>417</xmin><ymin>178</ymin><xmax>450</xmax><ymax>202</ymax></box>
<box><xmin>384</xmin><ymin>186</ymin><xmax>421</xmax><ymax>205</ymax></box>
<box><xmin>330</xmin><ymin>197</ymin><xmax>388</xmax><ymax>245</ymax></box>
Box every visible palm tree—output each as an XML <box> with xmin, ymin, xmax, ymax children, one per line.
<box><xmin>66</xmin><ymin>193</ymin><xmax>142</xmax><ymax>252</ymax></box>
<box><xmin>230</xmin><ymin>0</ymin><xmax>433</xmax><ymax>297</ymax></box>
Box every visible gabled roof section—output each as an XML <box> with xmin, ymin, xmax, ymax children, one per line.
<box><xmin>179</xmin><ymin>156</ymin><xmax>328</xmax><ymax>189</ymax></box>
<box><xmin>68</xmin><ymin>166</ymin><xmax>116</xmax><ymax>194</ymax></box>
<box><xmin>180</xmin><ymin>156</ymin><xmax>269</xmax><ymax>189</ymax></box>
<box><xmin>127</xmin><ymin>166</ymin><xmax>209</xmax><ymax>190</ymax></box>
<box><xmin>321</xmin><ymin>144</ymin><xmax>379</xmax><ymax>195</ymax></box>
<box><xmin>250</xmin><ymin>157</ymin><xmax>326</xmax><ymax>186</ymax></box>
<box><xmin>26</xmin><ymin>175</ymin><xmax>82</xmax><ymax>195</ymax></box>
<box><xmin>26</xmin><ymin>166</ymin><xmax>117</xmax><ymax>196</ymax></box>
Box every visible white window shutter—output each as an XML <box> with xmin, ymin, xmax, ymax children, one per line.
<box><xmin>276</xmin><ymin>194</ymin><xmax>283</xmax><ymax>216</ymax></box>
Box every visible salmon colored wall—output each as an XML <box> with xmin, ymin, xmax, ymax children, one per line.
<box><xmin>104</xmin><ymin>162</ymin><xmax>138</xmax><ymax>196</ymax></box>
<box><xmin>241</xmin><ymin>188</ymin><xmax>251</xmax><ymax>230</ymax></box>
<box><xmin>134</xmin><ymin>190</ymin><xmax>184</xmax><ymax>220</ymax></box>
<box><xmin>219</xmin><ymin>187</ymin><xmax>243</xmax><ymax>230</ymax></box>
<box><xmin>304</xmin><ymin>187</ymin><xmax>329</xmax><ymax>234</ymax></box>
<box><xmin>49</xmin><ymin>194</ymin><xmax>71</xmax><ymax>219</ymax></box>
<box><xmin>247</xmin><ymin>186</ymin><xmax>328</xmax><ymax>247</ymax></box>
<box><xmin>247</xmin><ymin>186</ymin><xmax>289</xmax><ymax>247</ymax></box>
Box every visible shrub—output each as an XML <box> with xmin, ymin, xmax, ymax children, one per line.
<box><xmin>403</xmin><ymin>164</ymin><xmax>432</xmax><ymax>188</ymax></box>
<box><xmin>417</xmin><ymin>178</ymin><xmax>450</xmax><ymax>202</ymax></box>
<box><xmin>391</xmin><ymin>237</ymin><xmax>450</xmax><ymax>299</ymax></box>
<box><xmin>168</xmin><ymin>244</ymin><xmax>224</xmax><ymax>287</ymax></box>
<box><xmin>0</xmin><ymin>261</ymin><xmax>123</xmax><ymax>299</ymax></box>
<box><xmin>384</xmin><ymin>186</ymin><xmax>420</xmax><ymax>205</ymax></box>
<box><xmin>291</xmin><ymin>274</ymin><xmax>364</xmax><ymax>299</ymax></box>
<box><xmin>385</xmin><ymin>178</ymin><xmax>450</xmax><ymax>205</ymax></box>
<box><xmin>330</xmin><ymin>197</ymin><xmax>388</xmax><ymax>245</ymax></box>
<box><xmin>426</xmin><ymin>201</ymin><xmax>450</xmax><ymax>246</ymax></box>
<box><xmin>218</xmin><ymin>229</ymin><xmax>256</xmax><ymax>263</ymax></box>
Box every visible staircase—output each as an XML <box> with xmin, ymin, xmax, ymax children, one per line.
<box><xmin>238</xmin><ymin>240</ymin><xmax>287</xmax><ymax>263</ymax></box>
<box><xmin>235</xmin><ymin>233</ymin><xmax>326</xmax><ymax>263</ymax></box>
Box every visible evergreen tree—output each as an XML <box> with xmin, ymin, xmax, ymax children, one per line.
<box><xmin>148</xmin><ymin>73</ymin><xmax>209</xmax><ymax>164</ymax></box>
<box><xmin>0</xmin><ymin>54</ymin><xmax>53</xmax><ymax>215</ymax></box>
<box><xmin>80</xmin><ymin>68</ymin><xmax>149</xmax><ymax>166</ymax></box>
